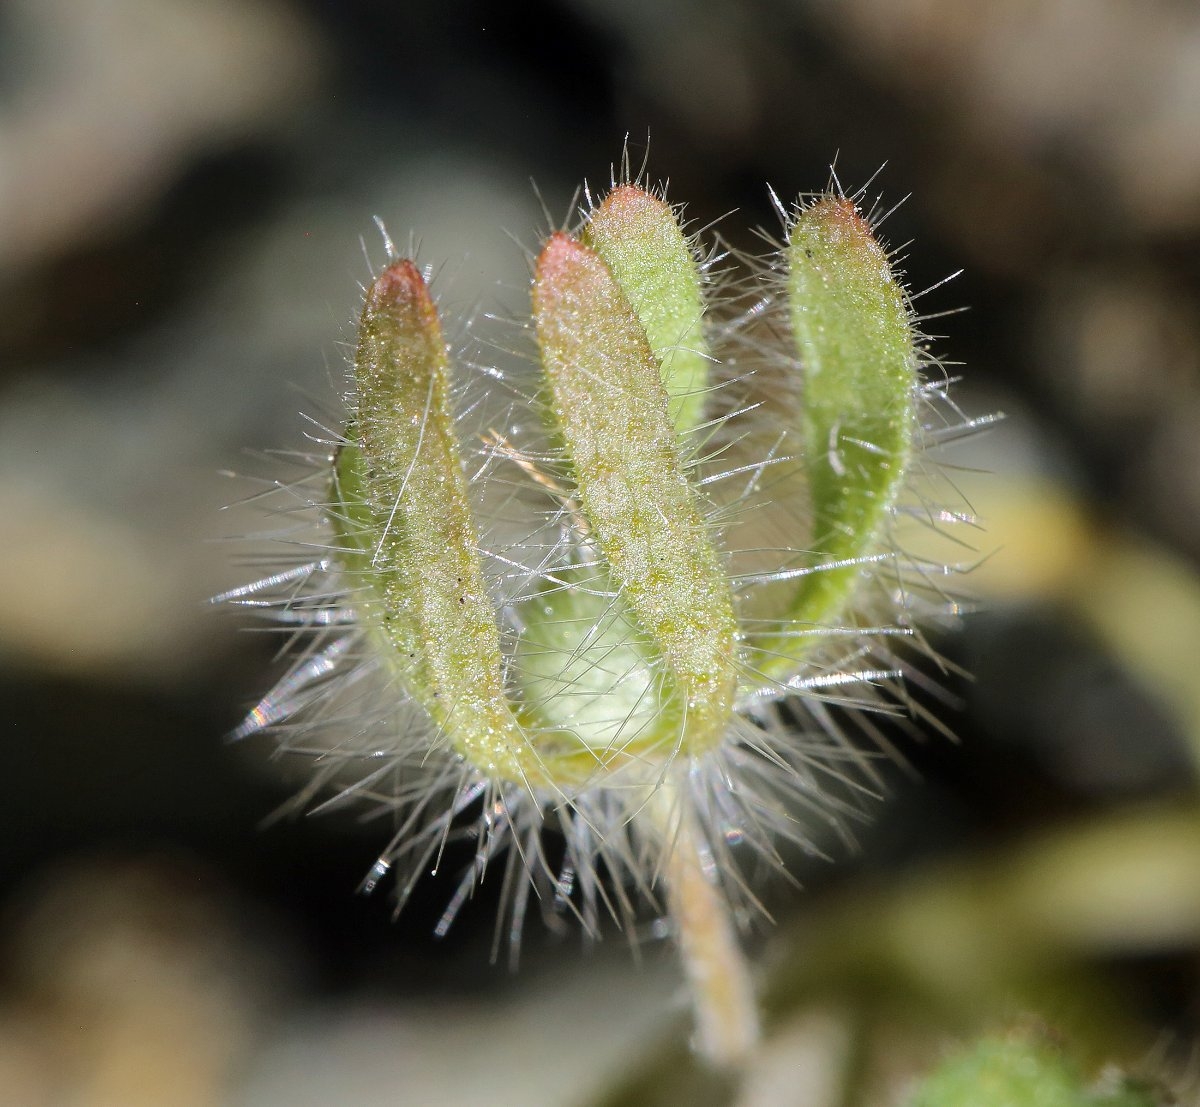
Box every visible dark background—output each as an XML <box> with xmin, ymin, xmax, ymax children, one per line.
<box><xmin>1</xmin><ymin>2</ymin><xmax>1198</xmax><ymax>1103</ymax></box>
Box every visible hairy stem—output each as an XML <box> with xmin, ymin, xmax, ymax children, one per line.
<box><xmin>650</xmin><ymin>784</ymin><xmax>760</xmax><ymax>1066</ymax></box>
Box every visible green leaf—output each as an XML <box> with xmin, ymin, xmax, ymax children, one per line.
<box><xmin>909</xmin><ymin>1035</ymin><xmax>1083</xmax><ymax>1107</ymax></box>
<box><xmin>908</xmin><ymin>1032</ymin><xmax>1160</xmax><ymax>1107</ymax></box>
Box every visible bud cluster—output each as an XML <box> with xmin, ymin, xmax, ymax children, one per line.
<box><xmin>220</xmin><ymin>171</ymin><xmax>980</xmax><ymax>1064</ymax></box>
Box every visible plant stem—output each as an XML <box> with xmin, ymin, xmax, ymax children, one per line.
<box><xmin>652</xmin><ymin>783</ymin><xmax>760</xmax><ymax>1067</ymax></box>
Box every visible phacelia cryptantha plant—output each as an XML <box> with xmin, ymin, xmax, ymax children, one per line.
<box><xmin>219</xmin><ymin>167</ymin><xmax>985</xmax><ymax>1067</ymax></box>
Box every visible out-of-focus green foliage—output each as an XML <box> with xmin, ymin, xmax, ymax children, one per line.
<box><xmin>908</xmin><ymin>1031</ymin><xmax>1159</xmax><ymax>1107</ymax></box>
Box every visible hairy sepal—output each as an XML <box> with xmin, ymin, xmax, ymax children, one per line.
<box><xmin>582</xmin><ymin>184</ymin><xmax>712</xmax><ymax>439</ymax></box>
<box><xmin>532</xmin><ymin>232</ymin><xmax>738</xmax><ymax>758</ymax></box>
<box><xmin>755</xmin><ymin>197</ymin><xmax>918</xmax><ymax>680</ymax></box>
<box><xmin>344</xmin><ymin>262</ymin><xmax>543</xmax><ymax>784</ymax></box>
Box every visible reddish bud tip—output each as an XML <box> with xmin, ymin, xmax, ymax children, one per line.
<box><xmin>364</xmin><ymin>260</ymin><xmax>441</xmax><ymax>333</ymax></box>
<box><xmin>370</xmin><ymin>258</ymin><xmax>423</xmax><ymax>298</ymax></box>
<box><xmin>533</xmin><ymin>232</ymin><xmax>607</xmax><ymax>314</ymax></box>
<box><xmin>535</xmin><ymin>231</ymin><xmax>585</xmax><ymax>280</ymax></box>
<box><xmin>805</xmin><ymin>197</ymin><xmax>876</xmax><ymax>249</ymax></box>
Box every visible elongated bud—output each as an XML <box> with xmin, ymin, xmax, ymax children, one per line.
<box><xmin>339</xmin><ymin>261</ymin><xmax>535</xmax><ymax>782</ymax></box>
<box><xmin>756</xmin><ymin>198</ymin><xmax>918</xmax><ymax>678</ymax></box>
<box><xmin>532</xmin><ymin>233</ymin><xmax>737</xmax><ymax>755</ymax></box>
<box><xmin>582</xmin><ymin>185</ymin><xmax>712</xmax><ymax>438</ymax></box>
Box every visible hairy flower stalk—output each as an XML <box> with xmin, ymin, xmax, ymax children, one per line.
<box><xmin>221</xmin><ymin>172</ymin><xmax>977</xmax><ymax>1067</ymax></box>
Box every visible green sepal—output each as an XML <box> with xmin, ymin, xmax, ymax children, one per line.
<box><xmin>532</xmin><ymin>232</ymin><xmax>737</xmax><ymax>756</ymax></box>
<box><xmin>755</xmin><ymin>197</ymin><xmax>918</xmax><ymax>681</ymax></box>
<box><xmin>341</xmin><ymin>261</ymin><xmax>538</xmax><ymax>783</ymax></box>
<box><xmin>582</xmin><ymin>185</ymin><xmax>712</xmax><ymax>438</ymax></box>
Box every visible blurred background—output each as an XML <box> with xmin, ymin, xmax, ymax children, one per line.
<box><xmin>1</xmin><ymin>1</ymin><xmax>1199</xmax><ymax>1103</ymax></box>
